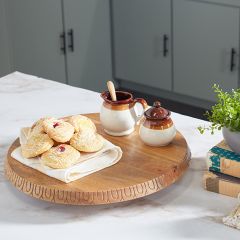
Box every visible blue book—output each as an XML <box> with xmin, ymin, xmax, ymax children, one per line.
<box><xmin>206</xmin><ymin>141</ymin><xmax>240</xmax><ymax>178</ymax></box>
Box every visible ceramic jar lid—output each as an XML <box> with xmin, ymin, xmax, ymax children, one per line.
<box><xmin>144</xmin><ymin>101</ymin><xmax>170</xmax><ymax>120</ymax></box>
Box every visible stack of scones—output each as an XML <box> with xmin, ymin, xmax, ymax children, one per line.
<box><xmin>21</xmin><ymin>115</ymin><xmax>104</xmax><ymax>169</ymax></box>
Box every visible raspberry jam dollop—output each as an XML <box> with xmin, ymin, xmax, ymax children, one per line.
<box><xmin>58</xmin><ymin>145</ymin><xmax>65</xmax><ymax>152</ymax></box>
<box><xmin>53</xmin><ymin>122</ymin><xmax>60</xmax><ymax>128</ymax></box>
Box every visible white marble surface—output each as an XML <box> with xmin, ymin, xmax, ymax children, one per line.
<box><xmin>0</xmin><ymin>72</ymin><xmax>239</xmax><ymax>240</ymax></box>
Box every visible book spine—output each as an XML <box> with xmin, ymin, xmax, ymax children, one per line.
<box><xmin>206</xmin><ymin>151</ymin><xmax>240</xmax><ymax>178</ymax></box>
<box><xmin>203</xmin><ymin>172</ymin><xmax>240</xmax><ymax>198</ymax></box>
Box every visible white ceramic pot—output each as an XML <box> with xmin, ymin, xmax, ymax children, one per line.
<box><xmin>100</xmin><ymin>91</ymin><xmax>147</xmax><ymax>136</ymax></box>
<box><xmin>139</xmin><ymin>101</ymin><xmax>176</xmax><ymax>147</ymax></box>
<box><xmin>222</xmin><ymin>127</ymin><xmax>240</xmax><ymax>154</ymax></box>
<box><xmin>139</xmin><ymin>124</ymin><xmax>176</xmax><ymax>146</ymax></box>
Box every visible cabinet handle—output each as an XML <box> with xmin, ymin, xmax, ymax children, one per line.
<box><xmin>230</xmin><ymin>48</ymin><xmax>236</xmax><ymax>72</ymax></box>
<box><xmin>60</xmin><ymin>32</ymin><xmax>66</xmax><ymax>54</ymax></box>
<box><xmin>68</xmin><ymin>29</ymin><xmax>74</xmax><ymax>52</ymax></box>
<box><xmin>163</xmin><ymin>34</ymin><xmax>168</xmax><ymax>57</ymax></box>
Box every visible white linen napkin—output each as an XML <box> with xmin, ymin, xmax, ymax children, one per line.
<box><xmin>11</xmin><ymin>128</ymin><xmax>122</xmax><ymax>183</ymax></box>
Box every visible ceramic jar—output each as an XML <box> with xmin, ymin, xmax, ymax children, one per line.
<box><xmin>222</xmin><ymin>127</ymin><xmax>240</xmax><ymax>154</ymax></box>
<box><xmin>139</xmin><ymin>101</ymin><xmax>176</xmax><ymax>146</ymax></box>
<box><xmin>100</xmin><ymin>91</ymin><xmax>148</xmax><ymax>136</ymax></box>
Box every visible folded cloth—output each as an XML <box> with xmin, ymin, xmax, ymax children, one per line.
<box><xmin>11</xmin><ymin>128</ymin><xmax>122</xmax><ymax>183</ymax></box>
<box><xmin>206</xmin><ymin>141</ymin><xmax>240</xmax><ymax>178</ymax></box>
<box><xmin>223</xmin><ymin>194</ymin><xmax>240</xmax><ymax>230</ymax></box>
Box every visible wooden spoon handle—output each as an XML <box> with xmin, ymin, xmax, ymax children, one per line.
<box><xmin>107</xmin><ymin>81</ymin><xmax>117</xmax><ymax>101</ymax></box>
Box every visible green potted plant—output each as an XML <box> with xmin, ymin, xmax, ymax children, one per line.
<box><xmin>198</xmin><ymin>84</ymin><xmax>240</xmax><ymax>154</ymax></box>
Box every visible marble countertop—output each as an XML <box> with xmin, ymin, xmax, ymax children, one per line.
<box><xmin>0</xmin><ymin>72</ymin><xmax>239</xmax><ymax>240</ymax></box>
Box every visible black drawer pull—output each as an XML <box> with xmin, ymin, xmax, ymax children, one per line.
<box><xmin>230</xmin><ymin>48</ymin><xmax>236</xmax><ymax>72</ymax></box>
<box><xmin>68</xmin><ymin>29</ymin><xmax>74</xmax><ymax>52</ymax></box>
<box><xmin>60</xmin><ymin>32</ymin><xmax>66</xmax><ymax>54</ymax></box>
<box><xmin>163</xmin><ymin>34</ymin><xmax>168</xmax><ymax>57</ymax></box>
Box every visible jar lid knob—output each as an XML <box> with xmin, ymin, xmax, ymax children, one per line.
<box><xmin>153</xmin><ymin>101</ymin><xmax>161</xmax><ymax>108</ymax></box>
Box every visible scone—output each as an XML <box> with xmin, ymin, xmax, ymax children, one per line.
<box><xmin>29</xmin><ymin>117</ymin><xmax>50</xmax><ymax>137</ymax></box>
<box><xmin>66</xmin><ymin>115</ymin><xmax>96</xmax><ymax>133</ymax></box>
<box><xmin>43</xmin><ymin>118</ymin><xmax>74</xmax><ymax>143</ymax></box>
<box><xmin>21</xmin><ymin>133</ymin><xmax>54</xmax><ymax>158</ymax></box>
<box><xmin>70</xmin><ymin>131</ymin><xmax>104</xmax><ymax>152</ymax></box>
<box><xmin>41</xmin><ymin>144</ymin><xmax>80</xmax><ymax>169</ymax></box>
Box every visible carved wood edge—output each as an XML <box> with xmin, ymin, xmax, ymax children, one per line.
<box><xmin>4</xmin><ymin>146</ymin><xmax>191</xmax><ymax>205</ymax></box>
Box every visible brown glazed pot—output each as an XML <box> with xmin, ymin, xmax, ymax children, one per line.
<box><xmin>100</xmin><ymin>91</ymin><xmax>147</xmax><ymax>136</ymax></box>
<box><xmin>139</xmin><ymin>101</ymin><xmax>176</xmax><ymax>146</ymax></box>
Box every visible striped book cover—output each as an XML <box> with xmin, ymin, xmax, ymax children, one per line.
<box><xmin>206</xmin><ymin>141</ymin><xmax>240</xmax><ymax>178</ymax></box>
<box><xmin>203</xmin><ymin>171</ymin><xmax>240</xmax><ymax>198</ymax></box>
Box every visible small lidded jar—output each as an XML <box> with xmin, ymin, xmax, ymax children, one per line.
<box><xmin>139</xmin><ymin>101</ymin><xmax>176</xmax><ymax>147</ymax></box>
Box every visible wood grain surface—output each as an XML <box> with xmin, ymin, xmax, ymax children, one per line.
<box><xmin>5</xmin><ymin>113</ymin><xmax>191</xmax><ymax>205</ymax></box>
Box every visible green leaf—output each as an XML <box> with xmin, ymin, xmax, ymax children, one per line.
<box><xmin>198</xmin><ymin>84</ymin><xmax>240</xmax><ymax>134</ymax></box>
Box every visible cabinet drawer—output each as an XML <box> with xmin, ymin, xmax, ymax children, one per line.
<box><xmin>113</xmin><ymin>0</ymin><xmax>172</xmax><ymax>91</ymax></box>
<box><xmin>173</xmin><ymin>0</ymin><xmax>239</xmax><ymax>102</ymax></box>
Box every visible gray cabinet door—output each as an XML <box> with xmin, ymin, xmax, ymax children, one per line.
<box><xmin>0</xmin><ymin>0</ymin><xmax>11</xmax><ymax>77</ymax></box>
<box><xmin>173</xmin><ymin>0</ymin><xmax>239</xmax><ymax>102</ymax></box>
<box><xmin>113</xmin><ymin>0</ymin><xmax>172</xmax><ymax>91</ymax></box>
<box><xmin>5</xmin><ymin>0</ymin><xmax>66</xmax><ymax>83</ymax></box>
<box><xmin>63</xmin><ymin>0</ymin><xmax>112</xmax><ymax>92</ymax></box>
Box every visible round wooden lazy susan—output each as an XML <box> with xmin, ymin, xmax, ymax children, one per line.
<box><xmin>5</xmin><ymin>113</ymin><xmax>191</xmax><ymax>205</ymax></box>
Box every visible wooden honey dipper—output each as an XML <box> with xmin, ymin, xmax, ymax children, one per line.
<box><xmin>107</xmin><ymin>81</ymin><xmax>117</xmax><ymax>101</ymax></box>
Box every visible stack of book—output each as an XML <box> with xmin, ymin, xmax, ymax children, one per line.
<box><xmin>204</xmin><ymin>141</ymin><xmax>240</xmax><ymax>229</ymax></box>
<box><xmin>203</xmin><ymin>140</ymin><xmax>240</xmax><ymax>198</ymax></box>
